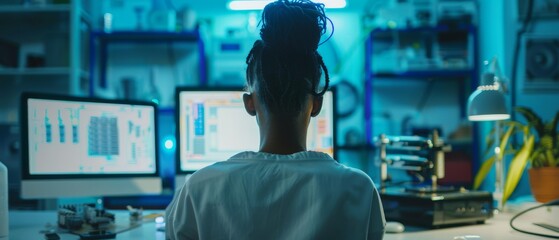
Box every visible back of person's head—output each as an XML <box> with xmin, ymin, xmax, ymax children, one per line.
<box><xmin>245</xmin><ymin>0</ymin><xmax>332</xmax><ymax>117</ymax></box>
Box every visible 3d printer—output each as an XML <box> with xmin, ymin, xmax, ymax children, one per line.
<box><xmin>376</xmin><ymin>130</ymin><xmax>493</xmax><ymax>228</ymax></box>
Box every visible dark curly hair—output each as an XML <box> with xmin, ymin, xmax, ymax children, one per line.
<box><xmin>245</xmin><ymin>0</ymin><xmax>332</xmax><ymax>117</ymax></box>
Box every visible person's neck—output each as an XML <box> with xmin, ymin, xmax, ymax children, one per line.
<box><xmin>258</xmin><ymin>117</ymin><xmax>308</xmax><ymax>155</ymax></box>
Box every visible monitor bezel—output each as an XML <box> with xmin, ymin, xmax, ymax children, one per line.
<box><xmin>174</xmin><ymin>86</ymin><xmax>338</xmax><ymax>175</ymax></box>
<box><xmin>20</xmin><ymin>92</ymin><xmax>161</xmax><ymax>180</ymax></box>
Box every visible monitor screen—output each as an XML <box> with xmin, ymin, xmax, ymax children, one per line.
<box><xmin>20</xmin><ymin>93</ymin><xmax>162</xmax><ymax>199</ymax></box>
<box><xmin>176</xmin><ymin>88</ymin><xmax>336</xmax><ymax>173</ymax></box>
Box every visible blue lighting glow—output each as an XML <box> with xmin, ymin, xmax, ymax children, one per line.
<box><xmin>228</xmin><ymin>0</ymin><xmax>347</xmax><ymax>10</ymax></box>
<box><xmin>163</xmin><ymin>137</ymin><xmax>175</xmax><ymax>151</ymax></box>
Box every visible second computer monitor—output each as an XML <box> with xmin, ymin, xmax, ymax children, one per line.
<box><xmin>20</xmin><ymin>93</ymin><xmax>162</xmax><ymax>199</ymax></box>
<box><xmin>176</xmin><ymin>87</ymin><xmax>336</xmax><ymax>173</ymax></box>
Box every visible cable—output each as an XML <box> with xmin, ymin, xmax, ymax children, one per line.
<box><xmin>416</xmin><ymin>80</ymin><xmax>435</xmax><ymax>113</ymax></box>
<box><xmin>509</xmin><ymin>198</ymin><xmax>559</xmax><ymax>239</ymax></box>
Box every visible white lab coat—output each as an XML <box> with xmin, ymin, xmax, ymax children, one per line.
<box><xmin>165</xmin><ymin>151</ymin><xmax>386</xmax><ymax>240</ymax></box>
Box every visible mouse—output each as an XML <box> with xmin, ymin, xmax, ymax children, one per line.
<box><xmin>385</xmin><ymin>221</ymin><xmax>405</xmax><ymax>233</ymax></box>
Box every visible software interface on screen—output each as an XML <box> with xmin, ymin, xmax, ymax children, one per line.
<box><xmin>178</xmin><ymin>90</ymin><xmax>334</xmax><ymax>172</ymax></box>
<box><xmin>26</xmin><ymin>98</ymin><xmax>157</xmax><ymax>175</ymax></box>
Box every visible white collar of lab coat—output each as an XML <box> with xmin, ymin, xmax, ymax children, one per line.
<box><xmin>228</xmin><ymin>151</ymin><xmax>334</xmax><ymax>162</ymax></box>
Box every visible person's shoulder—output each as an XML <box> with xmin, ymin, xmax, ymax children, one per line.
<box><xmin>324</xmin><ymin>162</ymin><xmax>376</xmax><ymax>193</ymax></box>
<box><xmin>338</xmin><ymin>164</ymin><xmax>374</xmax><ymax>186</ymax></box>
<box><xmin>188</xmin><ymin>161</ymin><xmax>238</xmax><ymax>183</ymax></box>
<box><xmin>185</xmin><ymin>153</ymin><xmax>254</xmax><ymax>185</ymax></box>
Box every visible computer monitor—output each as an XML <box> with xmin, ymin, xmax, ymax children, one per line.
<box><xmin>20</xmin><ymin>93</ymin><xmax>162</xmax><ymax>199</ymax></box>
<box><xmin>175</xmin><ymin>87</ymin><xmax>336</xmax><ymax>178</ymax></box>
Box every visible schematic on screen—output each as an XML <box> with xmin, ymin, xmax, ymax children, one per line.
<box><xmin>27</xmin><ymin>99</ymin><xmax>157</xmax><ymax>175</ymax></box>
<box><xmin>178</xmin><ymin>90</ymin><xmax>334</xmax><ymax>172</ymax></box>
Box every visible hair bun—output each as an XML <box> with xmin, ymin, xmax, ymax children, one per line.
<box><xmin>260</xmin><ymin>0</ymin><xmax>329</xmax><ymax>55</ymax></box>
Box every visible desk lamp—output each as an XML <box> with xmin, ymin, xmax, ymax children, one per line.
<box><xmin>467</xmin><ymin>57</ymin><xmax>510</xmax><ymax>211</ymax></box>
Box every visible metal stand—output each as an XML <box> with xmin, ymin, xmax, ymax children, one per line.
<box><xmin>377</xmin><ymin>130</ymin><xmax>451</xmax><ymax>192</ymax></box>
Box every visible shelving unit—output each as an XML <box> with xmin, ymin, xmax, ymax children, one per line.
<box><xmin>88</xmin><ymin>30</ymin><xmax>207</xmax><ymax>107</ymax></box>
<box><xmin>364</xmin><ymin>25</ymin><xmax>479</xmax><ymax>145</ymax></box>
<box><xmin>0</xmin><ymin>1</ymin><xmax>92</xmax><ymax>210</ymax></box>
<box><xmin>0</xmin><ymin>67</ymin><xmax>88</xmax><ymax>77</ymax></box>
<box><xmin>0</xmin><ymin>3</ymin><xmax>91</xmax><ymax>20</ymax></box>
<box><xmin>363</xmin><ymin>25</ymin><xmax>480</xmax><ymax>187</ymax></box>
<box><xmin>0</xmin><ymin>1</ymin><xmax>91</xmax><ymax>123</ymax></box>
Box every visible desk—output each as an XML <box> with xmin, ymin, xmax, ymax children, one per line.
<box><xmin>9</xmin><ymin>206</ymin><xmax>559</xmax><ymax>240</ymax></box>
<box><xmin>384</xmin><ymin>206</ymin><xmax>559</xmax><ymax>240</ymax></box>
<box><xmin>9</xmin><ymin>210</ymin><xmax>166</xmax><ymax>240</ymax></box>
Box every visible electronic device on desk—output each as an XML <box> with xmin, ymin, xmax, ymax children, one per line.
<box><xmin>58</xmin><ymin>204</ymin><xmax>115</xmax><ymax>230</ymax></box>
<box><xmin>174</xmin><ymin>87</ymin><xmax>337</xmax><ymax>187</ymax></box>
<box><xmin>376</xmin><ymin>131</ymin><xmax>493</xmax><ymax>228</ymax></box>
<box><xmin>57</xmin><ymin>204</ymin><xmax>118</xmax><ymax>239</ymax></box>
<box><xmin>20</xmin><ymin>93</ymin><xmax>162</xmax><ymax>199</ymax></box>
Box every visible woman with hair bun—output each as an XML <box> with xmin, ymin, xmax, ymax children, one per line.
<box><xmin>165</xmin><ymin>1</ymin><xmax>386</xmax><ymax>239</ymax></box>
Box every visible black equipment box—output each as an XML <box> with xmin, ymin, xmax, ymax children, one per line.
<box><xmin>381</xmin><ymin>188</ymin><xmax>493</xmax><ymax>228</ymax></box>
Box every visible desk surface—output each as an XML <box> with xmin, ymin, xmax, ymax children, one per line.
<box><xmin>384</xmin><ymin>206</ymin><xmax>559</xmax><ymax>240</ymax></box>
<box><xmin>9</xmin><ymin>206</ymin><xmax>559</xmax><ymax>240</ymax></box>
<box><xmin>9</xmin><ymin>210</ymin><xmax>166</xmax><ymax>240</ymax></box>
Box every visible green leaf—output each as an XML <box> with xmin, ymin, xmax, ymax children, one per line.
<box><xmin>475</xmin><ymin>124</ymin><xmax>516</xmax><ymax>191</ymax></box>
<box><xmin>530</xmin><ymin>148</ymin><xmax>544</xmax><ymax>168</ymax></box>
<box><xmin>523</xmin><ymin>125</ymin><xmax>531</xmax><ymax>141</ymax></box>
<box><xmin>483</xmin><ymin>127</ymin><xmax>497</xmax><ymax>157</ymax></box>
<box><xmin>503</xmin><ymin>135</ymin><xmax>535</xmax><ymax>204</ymax></box>
<box><xmin>482</xmin><ymin>121</ymin><xmax>526</xmax><ymax>158</ymax></box>
<box><xmin>545</xmin><ymin>111</ymin><xmax>559</xmax><ymax>152</ymax></box>
<box><xmin>514</xmin><ymin>107</ymin><xmax>544</xmax><ymax>137</ymax></box>
<box><xmin>541</xmin><ymin>135</ymin><xmax>554</xmax><ymax>150</ymax></box>
<box><xmin>473</xmin><ymin>156</ymin><xmax>495</xmax><ymax>190</ymax></box>
<box><xmin>498</xmin><ymin>125</ymin><xmax>516</xmax><ymax>160</ymax></box>
<box><xmin>544</xmin><ymin>111</ymin><xmax>559</xmax><ymax>134</ymax></box>
<box><xmin>545</xmin><ymin>150</ymin><xmax>556</xmax><ymax>167</ymax></box>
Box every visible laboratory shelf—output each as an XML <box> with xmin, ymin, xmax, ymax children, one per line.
<box><xmin>364</xmin><ymin>25</ymin><xmax>479</xmax><ymax>145</ymax></box>
<box><xmin>89</xmin><ymin>30</ymin><xmax>207</xmax><ymax>96</ymax></box>
<box><xmin>0</xmin><ymin>4</ymin><xmax>91</xmax><ymax>24</ymax></box>
<box><xmin>370</xmin><ymin>24</ymin><xmax>476</xmax><ymax>34</ymax></box>
<box><xmin>372</xmin><ymin>69</ymin><xmax>475</xmax><ymax>79</ymax></box>
<box><xmin>89</xmin><ymin>31</ymin><xmax>200</xmax><ymax>42</ymax></box>
<box><xmin>363</xmin><ymin>24</ymin><xmax>481</xmax><ymax>179</ymax></box>
<box><xmin>0</xmin><ymin>4</ymin><xmax>71</xmax><ymax>13</ymax></box>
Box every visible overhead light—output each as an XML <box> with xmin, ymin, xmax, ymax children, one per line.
<box><xmin>228</xmin><ymin>0</ymin><xmax>347</xmax><ymax>11</ymax></box>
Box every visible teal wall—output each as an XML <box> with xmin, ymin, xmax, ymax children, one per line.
<box><xmin>479</xmin><ymin>0</ymin><xmax>559</xmax><ymax>201</ymax></box>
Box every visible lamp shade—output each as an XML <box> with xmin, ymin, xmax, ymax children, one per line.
<box><xmin>467</xmin><ymin>87</ymin><xmax>510</xmax><ymax>121</ymax></box>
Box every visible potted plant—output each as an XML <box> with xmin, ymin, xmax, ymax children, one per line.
<box><xmin>474</xmin><ymin>106</ymin><xmax>559</xmax><ymax>204</ymax></box>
